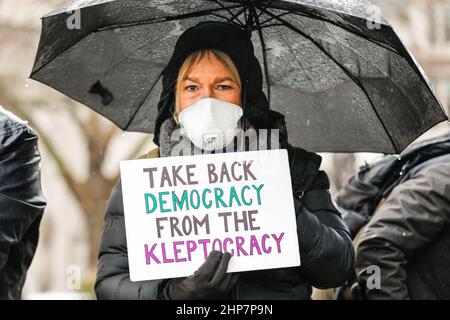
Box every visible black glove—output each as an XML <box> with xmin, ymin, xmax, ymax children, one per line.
<box><xmin>162</xmin><ymin>251</ymin><xmax>239</xmax><ymax>300</ymax></box>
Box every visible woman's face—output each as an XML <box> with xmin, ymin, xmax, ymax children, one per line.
<box><xmin>178</xmin><ymin>52</ymin><xmax>241</xmax><ymax>111</ymax></box>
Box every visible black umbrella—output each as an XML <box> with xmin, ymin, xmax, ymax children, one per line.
<box><xmin>30</xmin><ymin>0</ymin><xmax>448</xmax><ymax>153</ymax></box>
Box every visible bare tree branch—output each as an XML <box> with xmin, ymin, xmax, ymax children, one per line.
<box><xmin>12</xmin><ymin>103</ymin><xmax>84</xmax><ymax>201</ymax></box>
<box><xmin>127</xmin><ymin>134</ymin><xmax>154</xmax><ymax>160</ymax></box>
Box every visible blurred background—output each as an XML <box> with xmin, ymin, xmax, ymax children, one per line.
<box><xmin>0</xmin><ymin>0</ymin><xmax>449</xmax><ymax>299</ymax></box>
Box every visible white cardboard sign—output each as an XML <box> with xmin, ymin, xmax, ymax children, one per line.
<box><xmin>120</xmin><ymin>149</ymin><xmax>300</xmax><ymax>281</ymax></box>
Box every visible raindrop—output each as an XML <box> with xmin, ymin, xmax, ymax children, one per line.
<box><xmin>306</xmin><ymin>119</ymin><xmax>310</xmax><ymax>126</ymax></box>
<box><xmin>402</xmin><ymin>232</ymin><xmax>406</xmax><ymax>237</ymax></box>
<box><xmin>121</xmin><ymin>131</ymin><xmax>126</xmax><ymax>137</ymax></box>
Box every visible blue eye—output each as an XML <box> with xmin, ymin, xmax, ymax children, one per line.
<box><xmin>217</xmin><ymin>85</ymin><xmax>232</xmax><ymax>90</ymax></box>
<box><xmin>185</xmin><ymin>85</ymin><xmax>197</xmax><ymax>92</ymax></box>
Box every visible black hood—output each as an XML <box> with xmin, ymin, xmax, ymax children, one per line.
<box><xmin>153</xmin><ymin>21</ymin><xmax>287</xmax><ymax>147</ymax></box>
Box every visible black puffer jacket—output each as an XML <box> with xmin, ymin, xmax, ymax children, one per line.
<box><xmin>0</xmin><ymin>107</ymin><xmax>46</xmax><ymax>300</ymax></box>
<box><xmin>95</xmin><ymin>144</ymin><xmax>355</xmax><ymax>300</ymax></box>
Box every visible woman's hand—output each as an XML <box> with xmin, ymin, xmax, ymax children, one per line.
<box><xmin>162</xmin><ymin>250</ymin><xmax>239</xmax><ymax>300</ymax></box>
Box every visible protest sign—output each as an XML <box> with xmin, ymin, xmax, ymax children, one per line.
<box><xmin>120</xmin><ymin>149</ymin><xmax>300</xmax><ymax>281</ymax></box>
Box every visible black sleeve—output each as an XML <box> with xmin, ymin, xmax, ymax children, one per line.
<box><xmin>296</xmin><ymin>171</ymin><xmax>355</xmax><ymax>289</ymax></box>
<box><xmin>94</xmin><ymin>181</ymin><xmax>169</xmax><ymax>300</ymax></box>
<box><xmin>0</xmin><ymin>124</ymin><xmax>46</xmax><ymax>271</ymax></box>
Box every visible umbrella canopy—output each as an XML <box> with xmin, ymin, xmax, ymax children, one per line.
<box><xmin>30</xmin><ymin>0</ymin><xmax>448</xmax><ymax>153</ymax></box>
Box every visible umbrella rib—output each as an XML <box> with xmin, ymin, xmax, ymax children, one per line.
<box><xmin>260</xmin><ymin>23</ymin><xmax>285</xmax><ymax>28</ymax></box>
<box><xmin>258</xmin><ymin>7</ymin><xmax>398</xmax><ymax>152</ymax></box>
<box><xmin>240</xmin><ymin>0</ymin><xmax>248</xmax><ymax>25</ymax></box>
<box><xmin>213</xmin><ymin>0</ymin><xmax>243</xmax><ymax>17</ymax></box>
<box><xmin>123</xmin><ymin>69</ymin><xmax>165</xmax><ymax>131</ymax></box>
<box><xmin>210</xmin><ymin>0</ymin><xmax>245</xmax><ymax>26</ymax></box>
<box><xmin>210</xmin><ymin>12</ymin><xmax>241</xmax><ymax>25</ymax></box>
<box><xmin>223</xmin><ymin>6</ymin><xmax>247</xmax><ymax>26</ymax></box>
<box><xmin>252</xmin><ymin>6</ymin><xmax>271</xmax><ymax>103</ymax></box>
<box><xmin>258</xmin><ymin>11</ymin><xmax>291</xmax><ymax>27</ymax></box>
<box><xmin>256</xmin><ymin>0</ymin><xmax>278</xmax><ymax>19</ymax></box>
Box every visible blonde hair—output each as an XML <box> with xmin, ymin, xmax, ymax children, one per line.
<box><xmin>173</xmin><ymin>49</ymin><xmax>241</xmax><ymax>123</ymax></box>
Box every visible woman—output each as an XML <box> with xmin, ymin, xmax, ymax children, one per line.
<box><xmin>95</xmin><ymin>21</ymin><xmax>355</xmax><ymax>300</ymax></box>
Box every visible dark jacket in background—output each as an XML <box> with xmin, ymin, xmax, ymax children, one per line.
<box><xmin>0</xmin><ymin>107</ymin><xmax>46</xmax><ymax>300</ymax></box>
<box><xmin>95</xmin><ymin>145</ymin><xmax>355</xmax><ymax>300</ymax></box>
<box><xmin>336</xmin><ymin>133</ymin><xmax>450</xmax><ymax>299</ymax></box>
<box><xmin>356</xmin><ymin>159</ymin><xmax>450</xmax><ymax>299</ymax></box>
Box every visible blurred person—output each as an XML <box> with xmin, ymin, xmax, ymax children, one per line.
<box><xmin>0</xmin><ymin>106</ymin><xmax>46</xmax><ymax>299</ymax></box>
<box><xmin>331</xmin><ymin>132</ymin><xmax>450</xmax><ymax>300</ymax></box>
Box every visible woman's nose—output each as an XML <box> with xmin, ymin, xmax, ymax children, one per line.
<box><xmin>202</xmin><ymin>87</ymin><xmax>216</xmax><ymax>99</ymax></box>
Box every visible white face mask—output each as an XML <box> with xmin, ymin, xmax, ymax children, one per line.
<box><xmin>178</xmin><ymin>97</ymin><xmax>243</xmax><ymax>151</ymax></box>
